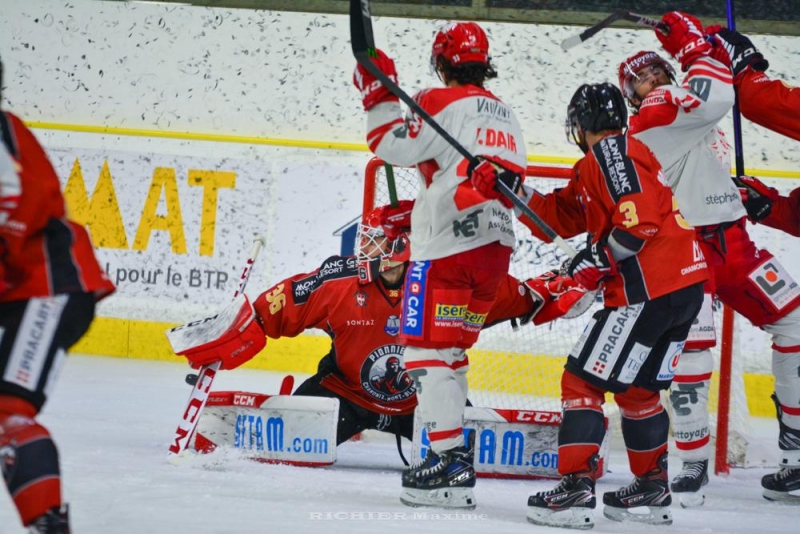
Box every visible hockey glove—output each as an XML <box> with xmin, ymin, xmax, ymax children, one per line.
<box><xmin>468</xmin><ymin>157</ymin><xmax>522</xmax><ymax>209</ymax></box>
<box><xmin>566</xmin><ymin>241</ymin><xmax>616</xmax><ymax>292</ymax></box>
<box><xmin>524</xmin><ymin>271</ymin><xmax>595</xmax><ymax>325</ymax></box>
<box><xmin>353</xmin><ymin>49</ymin><xmax>400</xmax><ymax>111</ymax></box>
<box><xmin>167</xmin><ymin>294</ymin><xmax>267</xmax><ymax>370</ymax></box>
<box><xmin>735</xmin><ymin>175</ymin><xmax>778</xmax><ymax>222</ymax></box>
<box><xmin>706</xmin><ymin>26</ymin><xmax>769</xmax><ymax>79</ymax></box>
<box><xmin>376</xmin><ymin>199</ymin><xmax>415</xmax><ymax>240</ymax></box>
<box><xmin>656</xmin><ymin>12</ymin><xmax>712</xmax><ymax>71</ymax></box>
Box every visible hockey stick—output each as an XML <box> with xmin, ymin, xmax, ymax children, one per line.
<box><xmin>561</xmin><ymin>11</ymin><xmax>668</xmax><ymax>51</ymax></box>
<box><xmin>167</xmin><ymin>236</ymin><xmax>266</xmax><ymax>461</ymax></box>
<box><xmin>350</xmin><ymin>0</ymin><xmax>576</xmax><ymax>258</ymax></box>
<box><xmin>714</xmin><ymin>0</ymin><xmax>742</xmax><ymax>478</ymax></box>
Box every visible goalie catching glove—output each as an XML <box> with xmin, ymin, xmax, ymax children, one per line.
<box><xmin>523</xmin><ymin>271</ymin><xmax>595</xmax><ymax>325</ymax></box>
<box><xmin>166</xmin><ymin>293</ymin><xmax>266</xmax><ymax>370</ymax></box>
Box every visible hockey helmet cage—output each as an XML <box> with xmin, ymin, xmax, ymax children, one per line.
<box><xmin>431</xmin><ymin>22</ymin><xmax>490</xmax><ymax>72</ymax></box>
<box><xmin>618</xmin><ymin>50</ymin><xmax>676</xmax><ymax>105</ymax></box>
<box><xmin>566</xmin><ymin>82</ymin><xmax>628</xmax><ymax>150</ymax></box>
<box><xmin>355</xmin><ymin>207</ymin><xmax>411</xmax><ymax>285</ymax></box>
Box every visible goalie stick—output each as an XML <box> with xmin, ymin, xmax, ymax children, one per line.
<box><xmin>167</xmin><ymin>235</ymin><xmax>266</xmax><ymax>461</ymax></box>
<box><xmin>350</xmin><ymin>0</ymin><xmax>576</xmax><ymax>259</ymax></box>
<box><xmin>560</xmin><ymin>11</ymin><xmax>669</xmax><ymax>51</ymax></box>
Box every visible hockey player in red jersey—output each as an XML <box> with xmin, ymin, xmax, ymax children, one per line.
<box><xmin>481</xmin><ymin>82</ymin><xmax>706</xmax><ymax>528</ymax></box>
<box><xmin>0</xmin><ymin>57</ymin><xmax>115</xmax><ymax>533</ymax></box>
<box><xmin>618</xmin><ymin>12</ymin><xmax>800</xmax><ymax>505</ymax></box>
<box><xmin>704</xmin><ymin>26</ymin><xmax>800</xmax><ymax>238</ymax></box>
<box><xmin>352</xmin><ymin>22</ymin><xmax>527</xmax><ymax>509</ymax></box>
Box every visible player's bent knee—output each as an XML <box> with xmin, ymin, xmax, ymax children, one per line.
<box><xmin>0</xmin><ymin>414</ymin><xmax>61</xmax><ymax>526</ymax></box>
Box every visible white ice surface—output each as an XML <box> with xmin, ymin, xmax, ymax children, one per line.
<box><xmin>1</xmin><ymin>355</ymin><xmax>798</xmax><ymax>533</ymax></box>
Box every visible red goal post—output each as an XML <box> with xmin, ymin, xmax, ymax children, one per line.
<box><xmin>363</xmin><ymin>157</ymin><xmax>741</xmax><ymax>474</ymax></box>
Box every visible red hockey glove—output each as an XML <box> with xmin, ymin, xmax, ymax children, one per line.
<box><xmin>706</xmin><ymin>26</ymin><xmax>769</xmax><ymax>80</ymax></box>
<box><xmin>735</xmin><ymin>175</ymin><xmax>778</xmax><ymax>222</ymax></box>
<box><xmin>524</xmin><ymin>271</ymin><xmax>595</xmax><ymax>326</ymax></box>
<box><xmin>376</xmin><ymin>199</ymin><xmax>415</xmax><ymax>240</ymax></box>
<box><xmin>468</xmin><ymin>157</ymin><xmax>522</xmax><ymax>209</ymax></box>
<box><xmin>167</xmin><ymin>294</ymin><xmax>267</xmax><ymax>371</ymax></box>
<box><xmin>565</xmin><ymin>241</ymin><xmax>616</xmax><ymax>292</ymax></box>
<box><xmin>353</xmin><ymin>49</ymin><xmax>400</xmax><ymax>111</ymax></box>
<box><xmin>657</xmin><ymin>12</ymin><xmax>712</xmax><ymax>71</ymax></box>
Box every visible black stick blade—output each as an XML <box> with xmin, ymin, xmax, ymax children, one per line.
<box><xmin>350</xmin><ymin>0</ymin><xmax>376</xmax><ymax>56</ymax></box>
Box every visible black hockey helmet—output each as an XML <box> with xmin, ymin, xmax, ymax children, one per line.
<box><xmin>565</xmin><ymin>83</ymin><xmax>627</xmax><ymax>152</ymax></box>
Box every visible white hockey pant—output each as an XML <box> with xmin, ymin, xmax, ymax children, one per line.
<box><xmin>669</xmin><ymin>349</ymin><xmax>713</xmax><ymax>462</ymax></box>
<box><xmin>403</xmin><ymin>346</ymin><xmax>468</xmax><ymax>453</ymax></box>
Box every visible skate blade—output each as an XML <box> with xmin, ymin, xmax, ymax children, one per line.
<box><xmin>400</xmin><ymin>487</ymin><xmax>476</xmax><ymax>510</ymax></box>
<box><xmin>679</xmin><ymin>491</ymin><xmax>705</xmax><ymax>508</ymax></box>
<box><xmin>526</xmin><ymin>506</ymin><xmax>594</xmax><ymax>530</ymax></box>
<box><xmin>603</xmin><ymin>505</ymin><xmax>672</xmax><ymax>525</ymax></box>
<box><xmin>763</xmin><ymin>489</ymin><xmax>800</xmax><ymax>503</ymax></box>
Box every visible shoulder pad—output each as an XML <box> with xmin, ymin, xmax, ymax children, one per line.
<box><xmin>290</xmin><ymin>256</ymin><xmax>358</xmax><ymax>304</ymax></box>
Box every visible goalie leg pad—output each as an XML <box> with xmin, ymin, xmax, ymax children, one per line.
<box><xmin>0</xmin><ymin>407</ymin><xmax>61</xmax><ymax>526</ymax></box>
<box><xmin>669</xmin><ymin>349</ymin><xmax>713</xmax><ymax>462</ymax></box>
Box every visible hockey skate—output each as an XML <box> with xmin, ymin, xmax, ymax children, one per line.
<box><xmin>28</xmin><ymin>505</ymin><xmax>70</xmax><ymax>534</ymax></box>
<box><xmin>670</xmin><ymin>459</ymin><xmax>709</xmax><ymax>508</ymax></box>
<box><xmin>762</xmin><ymin>467</ymin><xmax>800</xmax><ymax>502</ymax></box>
<box><xmin>400</xmin><ymin>433</ymin><xmax>476</xmax><ymax>510</ymax></box>
<box><xmin>526</xmin><ymin>455</ymin><xmax>597</xmax><ymax>530</ymax></box>
<box><xmin>603</xmin><ymin>453</ymin><xmax>672</xmax><ymax>525</ymax></box>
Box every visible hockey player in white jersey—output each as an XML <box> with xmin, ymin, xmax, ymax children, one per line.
<box><xmin>353</xmin><ymin>22</ymin><xmax>527</xmax><ymax>509</ymax></box>
<box><xmin>618</xmin><ymin>11</ymin><xmax>800</xmax><ymax>505</ymax></box>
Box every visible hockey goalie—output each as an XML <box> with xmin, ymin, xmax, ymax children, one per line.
<box><xmin>167</xmin><ymin>202</ymin><xmax>596</xmax><ymax>473</ymax></box>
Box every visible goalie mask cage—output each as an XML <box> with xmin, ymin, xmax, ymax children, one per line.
<box><xmin>363</xmin><ymin>157</ymin><xmax>753</xmax><ymax>475</ymax></box>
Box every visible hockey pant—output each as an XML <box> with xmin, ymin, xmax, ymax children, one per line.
<box><xmin>293</xmin><ymin>374</ymin><xmax>414</xmax><ymax>445</ymax></box>
<box><xmin>559</xmin><ymin>371</ymin><xmax>668</xmax><ymax>477</ymax></box>
<box><xmin>403</xmin><ymin>346</ymin><xmax>469</xmax><ymax>453</ymax></box>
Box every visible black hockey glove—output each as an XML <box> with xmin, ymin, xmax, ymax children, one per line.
<box><xmin>706</xmin><ymin>26</ymin><xmax>769</xmax><ymax>78</ymax></box>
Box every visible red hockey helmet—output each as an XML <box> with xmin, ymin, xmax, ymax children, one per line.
<box><xmin>618</xmin><ymin>50</ymin><xmax>676</xmax><ymax>105</ymax></box>
<box><xmin>431</xmin><ymin>22</ymin><xmax>490</xmax><ymax>71</ymax></box>
<box><xmin>356</xmin><ymin>206</ymin><xmax>411</xmax><ymax>285</ymax></box>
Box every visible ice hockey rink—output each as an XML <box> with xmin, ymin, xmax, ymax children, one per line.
<box><xmin>0</xmin><ymin>355</ymin><xmax>797</xmax><ymax>533</ymax></box>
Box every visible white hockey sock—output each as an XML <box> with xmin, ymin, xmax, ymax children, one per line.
<box><xmin>669</xmin><ymin>349</ymin><xmax>713</xmax><ymax>463</ymax></box>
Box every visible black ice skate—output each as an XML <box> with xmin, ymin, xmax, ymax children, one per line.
<box><xmin>28</xmin><ymin>504</ymin><xmax>70</xmax><ymax>534</ymax></box>
<box><xmin>400</xmin><ymin>433</ymin><xmax>476</xmax><ymax>510</ymax></box>
<box><xmin>603</xmin><ymin>453</ymin><xmax>672</xmax><ymax>525</ymax></box>
<box><xmin>526</xmin><ymin>455</ymin><xmax>597</xmax><ymax>530</ymax></box>
<box><xmin>670</xmin><ymin>459</ymin><xmax>709</xmax><ymax>508</ymax></box>
<box><xmin>762</xmin><ymin>466</ymin><xmax>800</xmax><ymax>502</ymax></box>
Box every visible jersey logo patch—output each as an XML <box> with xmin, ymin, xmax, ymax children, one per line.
<box><xmin>360</xmin><ymin>345</ymin><xmax>415</xmax><ymax>403</ymax></box>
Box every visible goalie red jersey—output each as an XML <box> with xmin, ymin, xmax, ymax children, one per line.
<box><xmin>520</xmin><ymin>134</ymin><xmax>708</xmax><ymax>307</ymax></box>
<box><xmin>252</xmin><ymin>255</ymin><xmax>548</xmax><ymax>417</ymax></box>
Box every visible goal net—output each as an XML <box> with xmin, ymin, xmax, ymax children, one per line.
<box><xmin>363</xmin><ymin>157</ymin><xmax>756</xmax><ymax>473</ymax></box>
